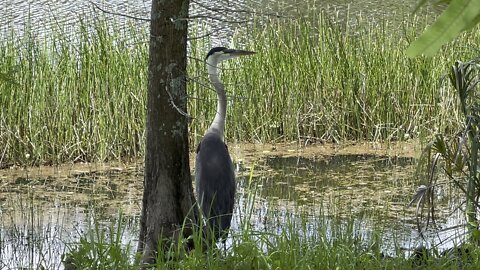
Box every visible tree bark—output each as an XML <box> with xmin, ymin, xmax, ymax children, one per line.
<box><xmin>138</xmin><ymin>0</ymin><xmax>196</xmax><ymax>265</ymax></box>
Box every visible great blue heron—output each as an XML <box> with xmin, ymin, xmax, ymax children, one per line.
<box><xmin>196</xmin><ymin>47</ymin><xmax>255</xmax><ymax>243</ymax></box>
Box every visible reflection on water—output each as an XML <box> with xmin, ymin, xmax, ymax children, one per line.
<box><xmin>0</xmin><ymin>143</ymin><xmax>466</xmax><ymax>268</ymax></box>
<box><xmin>0</xmin><ymin>0</ymin><xmax>440</xmax><ymax>45</ymax></box>
<box><xmin>0</xmin><ymin>163</ymin><xmax>143</xmax><ymax>269</ymax></box>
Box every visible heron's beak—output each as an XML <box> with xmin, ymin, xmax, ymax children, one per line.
<box><xmin>226</xmin><ymin>49</ymin><xmax>256</xmax><ymax>57</ymax></box>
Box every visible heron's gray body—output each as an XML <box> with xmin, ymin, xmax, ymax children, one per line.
<box><xmin>195</xmin><ymin>47</ymin><xmax>254</xmax><ymax>242</ymax></box>
<box><xmin>195</xmin><ymin>132</ymin><xmax>235</xmax><ymax>240</ymax></box>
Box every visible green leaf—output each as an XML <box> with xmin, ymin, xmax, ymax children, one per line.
<box><xmin>406</xmin><ymin>0</ymin><xmax>480</xmax><ymax>57</ymax></box>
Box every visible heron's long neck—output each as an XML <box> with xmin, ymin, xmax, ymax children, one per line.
<box><xmin>207</xmin><ymin>62</ymin><xmax>227</xmax><ymax>139</ymax></box>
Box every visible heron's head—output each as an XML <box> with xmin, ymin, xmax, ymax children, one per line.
<box><xmin>205</xmin><ymin>47</ymin><xmax>255</xmax><ymax>65</ymax></box>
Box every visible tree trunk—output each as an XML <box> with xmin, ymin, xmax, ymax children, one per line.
<box><xmin>138</xmin><ymin>0</ymin><xmax>196</xmax><ymax>265</ymax></box>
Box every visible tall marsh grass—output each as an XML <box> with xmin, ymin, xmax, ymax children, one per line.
<box><xmin>0</xmin><ymin>18</ymin><xmax>148</xmax><ymax>165</ymax></box>
<box><xmin>1</xmin><ymin>12</ymin><xmax>479</xmax><ymax>165</ymax></box>
<box><xmin>217</xmin><ymin>16</ymin><xmax>479</xmax><ymax>143</ymax></box>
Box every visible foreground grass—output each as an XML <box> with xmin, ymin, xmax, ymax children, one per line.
<box><xmin>1</xmin><ymin>12</ymin><xmax>480</xmax><ymax>165</ymax></box>
<box><xmin>64</xmin><ymin>212</ymin><xmax>480</xmax><ymax>270</ymax></box>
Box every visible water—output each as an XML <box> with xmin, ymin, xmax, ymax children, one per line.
<box><xmin>0</xmin><ymin>142</ymin><xmax>467</xmax><ymax>268</ymax></box>
<box><xmin>0</xmin><ymin>163</ymin><xmax>142</xmax><ymax>269</ymax></box>
<box><xmin>0</xmin><ymin>0</ymin><xmax>439</xmax><ymax>44</ymax></box>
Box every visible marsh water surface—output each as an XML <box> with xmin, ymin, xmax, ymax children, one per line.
<box><xmin>0</xmin><ymin>142</ymin><xmax>466</xmax><ymax>268</ymax></box>
<box><xmin>0</xmin><ymin>0</ymin><xmax>439</xmax><ymax>42</ymax></box>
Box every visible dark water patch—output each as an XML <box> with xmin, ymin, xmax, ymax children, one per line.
<box><xmin>244</xmin><ymin>154</ymin><xmax>416</xmax><ymax>217</ymax></box>
<box><xmin>264</xmin><ymin>154</ymin><xmax>415</xmax><ymax>173</ymax></box>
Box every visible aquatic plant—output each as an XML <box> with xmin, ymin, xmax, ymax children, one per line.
<box><xmin>413</xmin><ymin>56</ymin><xmax>480</xmax><ymax>247</ymax></box>
<box><xmin>2</xmin><ymin>12</ymin><xmax>480</xmax><ymax>165</ymax></box>
<box><xmin>0</xmin><ymin>16</ymin><xmax>148</xmax><ymax>166</ymax></box>
<box><xmin>215</xmin><ymin>15</ymin><xmax>479</xmax><ymax>143</ymax></box>
<box><xmin>64</xmin><ymin>207</ymin><xmax>480</xmax><ymax>269</ymax></box>
<box><xmin>63</xmin><ymin>213</ymin><xmax>139</xmax><ymax>269</ymax></box>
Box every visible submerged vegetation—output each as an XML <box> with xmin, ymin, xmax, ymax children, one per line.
<box><xmin>1</xmin><ymin>12</ymin><xmax>480</xmax><ymax>165</ymax></box>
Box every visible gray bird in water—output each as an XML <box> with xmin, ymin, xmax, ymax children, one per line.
<box><xmin>195</xmin><ymin>47</ymin><xmax>255</xmax><ymax>243</ymax></box>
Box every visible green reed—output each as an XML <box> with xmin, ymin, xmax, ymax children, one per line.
<box><xmin>213</xmin><ymin>15</ymin><xmax>480</xmax><ymax>143</ymax></box>
<box><xmin>68</xmin><ymin>217</ymin><xmax>471</xmax><ymax>269</ymax></box>
<box><xmin>0</xmin><ymin>17</ymin><xmax>148</xmax><ymax>165</ymax></box>
<box><xmin>2</xmin><ymin>12</ymin><xmax>480</xmax><ymax>165</ymax></box>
